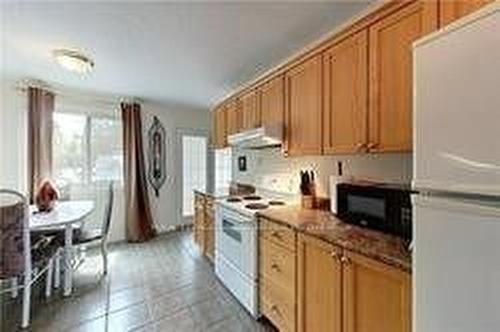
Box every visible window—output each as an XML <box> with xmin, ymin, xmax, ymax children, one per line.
<box><xmin>215</xmin><ymin>148</ymin><xmax>232</xmax><ymax>188</ymax></box>
<box><xmin>53</xmin><ymin>112</ymin><xmax>123</xmax><ymax>186</ymax></box>
<box><xmin>182</xmin><ymin>135</ymin><xmax>207</xmax><ymax>217</ymax></box>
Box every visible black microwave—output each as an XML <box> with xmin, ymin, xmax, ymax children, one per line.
<box><xmin>336</xmin><ymin>182</ymin><xmax>413</xmax><ymax>240</ymax></box>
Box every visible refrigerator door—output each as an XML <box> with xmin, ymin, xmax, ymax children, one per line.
<box><xmin>413</xmin><ymin>4</ymin><xmax>500</xmax><ymax>196</ymax></box>
<box><xmin>413</xmin><ymin>194</ymin><xmax>500</xmax><ymax>332</ymax></box>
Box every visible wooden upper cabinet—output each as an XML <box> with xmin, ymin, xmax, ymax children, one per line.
<box><xmin>285</xmin><ymin>55</ymin><xmax>323</xmax><ymax>156</ymax></box>
<box><xmin>323</xmin><ymin>30</ymin><xmax>368</xmax><ymax>155</ymax></box>
<box><xmin>225</xmin><ymin>99</ymin><xmax>241</xmax><ymax>136</ymax></box>
<box><xmin>440</xmin><ymin>0</ymin><xmax>493</xmax><ymax>27</ymax></box>
<box><xmin>368</xmin><ymin>1</ymin><xmax>438</xmax><ymax>153</ymax></box>
<box><xmin>260</xmin><ymin>75</ymin><xmax>285</xmax><ymax>127</ymax></box>
<box><xmin>240</xmin><ymin>89</ymin><xmax>261</xmax><ymax>130</ymax></box>
<box><xmin>298</xmin><ymin>234</ymin><xmax>342</xmax><ymax>332</ymax></box>
<box><xmin>343</xmin><ymin>251</ymin><xmax>411</xmax><ymax>332</ymax></box>
<box><xmin>213</xmin><ymin>106</ymin><xmax>227</xmax><ymax>149</ymax></box>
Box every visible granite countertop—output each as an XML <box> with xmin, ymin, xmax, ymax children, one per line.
<box><xmin>257</xmin><ymin>205</ymin><xmax>411</xmax><ymax>272</ymax></box>
<box><xmin>194</xmin><ymin>187</ymin><xmax>232</xmax><ymax>199</ymax></box>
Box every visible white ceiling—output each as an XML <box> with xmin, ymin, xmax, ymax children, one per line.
<box><xmin>1</xmin><ymin>1</ymin><xmax>372</xmax><ymax>110</ymax></box>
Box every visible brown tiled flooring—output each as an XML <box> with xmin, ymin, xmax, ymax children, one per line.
<box><xmin>0</xmin><ymin>231</ymin><xmax>276</xmax><ymax>331</ymax></box>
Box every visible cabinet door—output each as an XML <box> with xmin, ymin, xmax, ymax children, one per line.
<box><xmin>343</xmin><ymin>251</ymin><xmax>411</xmax><ymax>332</ymax></box>
<box><xmin>240</xmin><ymin>89</ymin><xmax>261</xmax><ymax>130</ymax></box>
<box><xmin>204</xmin><ymin>198</ymin><xmax>215</xmax><ymax>262</ymax></box>
<box><xmin>193</xmin><ymin>193</ymin><xmax>205</xmax><ymax>248</ymax></box>
<box><xmin>213</xmin><ymin>107</ymin><xmax>227</xmax><ymax>149</ymax></box>
<box><xmin>285</xmin><ymin>55</ymin><xmax>323</xmax><ymax>156</ymax></box>
<box><xmin>323</xmin><ymin>30</ymin><xmax>368</xmax><ymax>155</ymax></box>
<box><xmin>440</xmin><ymin>0</ymin><xmax>493</xmax><ymax>27</ymax></box>
<box><xmin>226</xmin><ymin>99</ymin><xmax>241</xmax><ymax>135</ymax></box>
<box><xmin>260</xmin><ymin>75</ymin><xmax>285</xmax><ymax>127</ymax></box>
<box><xmin>297</xmin><ymin>234</ymin><xmax>342</xmax><ymax>332</ymax></box>
<box><xmin>369</xmin><ymin>1</ymin><xmax>438</xmax><ymax>152</ymax></box>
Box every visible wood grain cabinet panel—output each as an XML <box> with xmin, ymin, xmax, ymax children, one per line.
<box><xmin>343</xmin><ymin>251</ymin><xmax>411</xmax><ymax>332</ymax></box>
<box><xmin>260</xmin><ymin>75</ymin><xmax>285</xmax><ymax>127</ymax></box>
<box><xmin>297</xmin><ymin>234</ymin><xmax>342</xmax><ymax>332</ymax></box>
<box><xmin>213</xmin><ymin>107</ymin><xmax>227</xmax><ymax>149</ymax></box>
<box><xmin>226</xmin><ymin>99</ymin><xmax>241</xmax><ymax>136</ymax></box>
<box><xmin>285</xmin><ymin>55</ymin><xmax>323</xmax><ymax>156</ymax></box>
<box><xmin>240</xmin><ymin>89</ymin><xmax>261</xmax><ymax>130</ymax></box>
<box><xmin>323</xmin><ymin>30</ymin><xmax>368</xmax><ymax>155</ymax></box>
<box><xmin>368</xmin><ymin>1</ymin><xmax>438</xmax><ymax>152</ymax></box>
<box><xmin>440</xmin><ymin>0</ymin><xmax>493</xmax><ymax>27</ymax></box>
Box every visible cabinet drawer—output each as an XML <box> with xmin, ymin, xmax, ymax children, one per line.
<box><xmin>260</xmin><ymin>237</ymin><xmax>296</xmax><ymax>291</ymax></box>
<box><xmin>261</xmin><ymin>278</ymin><xmax>296</xmax><ymax>332</ymax></box>
<box><xmin>260</xmin><ymin>218</ymin><xmax>296</xmax><ymax>251</ymax></box>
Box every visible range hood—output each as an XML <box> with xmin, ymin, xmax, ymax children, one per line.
<box><xmin>227</xmin><ymin>124</ymin><xmax>283</xmax><ymax>149</ymax></box>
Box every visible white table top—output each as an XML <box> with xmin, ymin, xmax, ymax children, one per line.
<box><xmin>29</xmin><ymin>200</ymin><xmax>95</xmax><ymax>230</ymax></box>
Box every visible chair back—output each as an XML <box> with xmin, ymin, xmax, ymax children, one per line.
<box><xmin>0</xmin><ymin>189</ymin><xmax>29</xmax><ymax>279</ymax></box>
<box><xmin>101</xmin><ymin>182</ymin><xmax>114</xmax><ymax>238</ymax></box>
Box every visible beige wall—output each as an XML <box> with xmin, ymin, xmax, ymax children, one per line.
<box><xmin>232</xmin><ymin>147</ymin><xmax>412</xmax><ymax>197</ymax></box>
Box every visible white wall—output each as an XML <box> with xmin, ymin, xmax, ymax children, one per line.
<box><xmin>141</xmin><ymin>101</ymin><xmax>211</xmax><ymax>234</ymax></box>
<box><xmin>232</xmin><ymin>147</ymin><xmax>412</xmax><ymax>197</ymax></box>
<box><xmin>0</xmin><ymin>81</ymin><xmax>211</xmax><ymax>242</ymax></box>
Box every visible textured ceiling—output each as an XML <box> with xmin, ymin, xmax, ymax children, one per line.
<box><xmin>1</xmin><ymin>1</ymin><xmax>372</xmax><ymax>109</ymax></box>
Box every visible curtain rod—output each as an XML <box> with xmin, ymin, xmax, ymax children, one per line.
<box><xmin>13</xmin><ymin>80</ymin><xmax>143</xmax><ymax>106</ymax></box>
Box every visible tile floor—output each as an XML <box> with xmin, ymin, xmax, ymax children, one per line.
<box><xmin>0</xmin><ymin>231</ymin><xmax>276</xmax><ymax>332</ymax></box>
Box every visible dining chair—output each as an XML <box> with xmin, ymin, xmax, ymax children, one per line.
<box><xmin>73</xmin><ymin>181</ymin><xmax>114</xmax><ymax>275</ymax></box>
<box><xmin>0</xmin><ymin>189</ymin><xmax>61</xmax><ymax>328</ymax></box>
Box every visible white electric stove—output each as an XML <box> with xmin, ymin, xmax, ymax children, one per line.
<box><xmin>214</xmin><ymin>192</ymin><xmax>294</xmax><ymax>317</ymax></box>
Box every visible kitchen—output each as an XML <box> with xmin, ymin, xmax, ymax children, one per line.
<box><xmin>1</xmin><ymin>1</ymin><xmax>499</xmax><ymax>331</ymax></box>
<box><xmin>193</xmin><ymin>1</ymin><xmax>500</xmax><ymax>332</ymax></box>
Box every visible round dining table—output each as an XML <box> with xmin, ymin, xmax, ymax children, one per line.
<box><xmin>29</xmin><ymin>200</ymin><xmax>94</xmax><ymax>296</ymax></box>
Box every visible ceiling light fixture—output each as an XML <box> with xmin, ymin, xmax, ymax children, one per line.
<box><xmin>53</xmin><ymin>49</ymin><xmax>94</xmax><ymax>74</ymax></box>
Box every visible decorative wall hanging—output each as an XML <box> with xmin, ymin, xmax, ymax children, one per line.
<box><xmin>148</xmin><ymin>116</ymin><xmax>167</xmax><ymax>197</ymax></box>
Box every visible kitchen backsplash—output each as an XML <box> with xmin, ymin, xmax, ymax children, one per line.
<box><xmin>232</xmin><ymin>147</ymin><xmax>412</xmax><ymax>197</ymax></box>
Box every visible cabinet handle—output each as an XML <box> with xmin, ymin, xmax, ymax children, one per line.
<box><xmin>356</xmin><ymin>142</ymin><xmax>366</xmax><ymax>151</ymax></box>
<box><xmin>271</xmin><ymin>263</ymin><xmax>280</xmax><ymax>272</ymax></box>
<box><xmin>271</xmin><ymin>305</ymin><xmax>282</xmax><ymax>317</ymax></box>
<box><xmin>330</xmin><ymin>251</ymin><xmax>339</xmax><ymax>260</ymax></box>
<box><xmin>367</xmin><ymin>142</ymin><xmax>378</xmax><ymax>151</ymax></box>
<box><xmin>340</xmin><ymin>256</ymin><xmax>351</xmax><ymax>265</ymax></box>
<box><xmin>271</xmin><ymin>231</ymin><xmax>282</xmax><ymax>240</ymax></box>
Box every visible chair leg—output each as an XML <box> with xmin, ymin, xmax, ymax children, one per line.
<box><xmin>45</xmin><ymin>258</ymin><xmax>54</xmax><ymax>298</ymax></box>
<box><xmin>54</xmin><ymin>250</ymin><xmax>61</xmax><ymax>289</ymax></box>
<box><xmin>22</xmin><ymin>272</ymin><xmax>31</xmax><ymax>328</ymax></box>
<box><xmin>101</xmin><ymin>240</ymin><xmax>108</xmax><ymax>275</ymax></box>
<box><xmin>11</xmin><ymin>277</ymin><xmax>18</xmax><ymax>298</ymax></box>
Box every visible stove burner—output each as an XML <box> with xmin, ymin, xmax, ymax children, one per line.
<box><xmin>243</xmin><ymin>195</ymin><xmax>262</xmax><ymax>201</ymax></box>
<box><xmin>268</xmin><ymin>200</ymin><xmax>285</xmax><ymax>206</ymax></box>
<box><xmin>245</xmin><ymin>203</ymin><xmax>269</xmax><ymax>210</ymax></box>
<box><xmin>226</xmin><ymin>197</ymin><xmax>242</xmax><ymax>203</ymax></box>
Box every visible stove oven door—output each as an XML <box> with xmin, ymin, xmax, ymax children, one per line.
<box><xmin>216</xmin><ymin>206</ymin><xmax>257</xmax><ymax>280</ymax></box>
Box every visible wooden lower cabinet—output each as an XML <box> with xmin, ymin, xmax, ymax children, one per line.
<box><xmin>259</xmin><ymin>218</ymin><xmax>297</xmax><ymax>332</ymax></box>
<box><xmin>297</xmin><ymin>233</ymin><xmax>411</xmax><ymax>332</ymax></box>
<box><xmin>343</xmin><ymin>251</ymin><xmax>411</xmax><ymax>332</ymax></box>
<box><xmin>297</xmin><ymin>234</ymin><xmax>342</xmax><ymax>332</ymax></box>
<box><xmin>193</xmin><ymin>192</ymin><xmax>215</xmax><ymax>262</ymax></box>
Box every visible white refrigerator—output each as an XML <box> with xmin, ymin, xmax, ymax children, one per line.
<box><xmin>413</xmin><ymin>3</ymin><xmax>500</xmax><ymax>332</ymax></box>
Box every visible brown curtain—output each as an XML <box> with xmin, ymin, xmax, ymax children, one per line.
<box><xmin>121</xmin><ymin>102</ymin><xmax>156</xmax><ymax>242</ymax></box>
<box><xmin>27</xmin><ymin>87</ymin><xmax>55</xmax><ymax>203</ymax></box>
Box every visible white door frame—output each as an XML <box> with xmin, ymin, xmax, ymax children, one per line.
<box><xmin>175</xmin><ymin>128</ymin><xmax>212</xmax><ymax>226</ymax></box>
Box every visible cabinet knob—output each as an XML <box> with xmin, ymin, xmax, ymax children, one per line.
<box><xmin>340</xmin><ymin>256</ymin><xmax>351</xmax><ymax>265</ymax></box>
<box><xmin>271</xmin><ymin>263</ymin><xmax>280</xmax><ymax>272</ymax></box>
<box><xmin>271</xmin><ymin>305</ymin><xmax>282</xmax><ymax>316</ymax></box>
<box><xmin>271</xmin><ymin>231</ymin><xmax>282</xmax><ymax>240</ymax></box>
<box><xmin>330</xmin><ymin>251</ymin><xmax>339</xmax><ymax>260</ymax></box>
